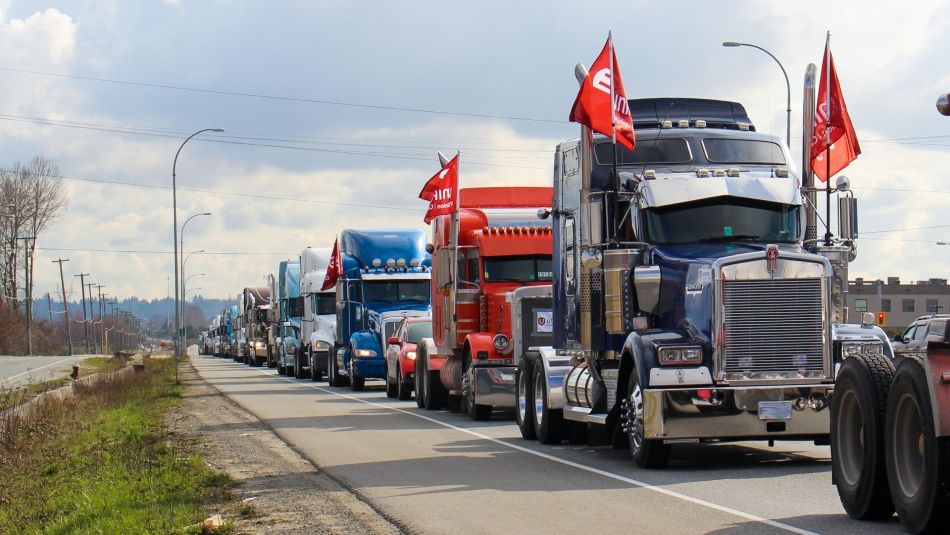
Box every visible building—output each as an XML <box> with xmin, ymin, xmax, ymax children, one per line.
<box><xmin>848</xmin><ymin>276</ymin><xmax>950</xmax><ymax>332</ymax></box>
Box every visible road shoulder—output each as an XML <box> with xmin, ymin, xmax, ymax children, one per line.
<box><xmin>167</xmin><ymin>358</ymin><xmax>403</xmax><ymax>534</ymax></box>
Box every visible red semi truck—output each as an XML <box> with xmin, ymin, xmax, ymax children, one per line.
<box><xmin>416</xmin><ymin>186</ymin><xmax>554</xmax><ymax>420</ymax></box>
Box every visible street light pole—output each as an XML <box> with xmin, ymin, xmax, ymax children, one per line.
<box><xmin>723</xmin><ymin>41</ymin><xmax>791</xmax><ymax>149</ymax></box>
<box><xmin>53</xmin><ymin>258</ymin><xmax>72</xmax><ymax>355</ymax></box>
<box><xmin>75</xmin><ymin>273</ymin><xmax>91</xmax><ymax>354</ymax></box>
<box><xmin>173</xmin><ymin>128</ymin><xmax>223</xmax><ymax>384</ymax></box>
<box><xmin>182</xmin><ymin>273</ymin><xmax>206</xmax><ymax>352</ymax></box>
<box><xmin>180</xmin><ymin>214</ymin><xmax>210</xmax><ymax>356</ymax></box>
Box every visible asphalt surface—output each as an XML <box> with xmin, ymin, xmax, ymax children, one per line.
<box><xmin>0</xmin><ymin>355</ymin><xmax>91</xmax><ymax>388</ymax></box>
<box><xmin>192</xmin><ymin>355</ymin><xmax>906</xmax><ymax>535</ymax></box>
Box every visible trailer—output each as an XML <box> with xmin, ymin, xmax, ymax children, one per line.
<box><xmin>298</xmin><ymin>247</ymin><xmax>336</xmax><ymax>381</ymax></box>
<box><xmin>242</xmin><ymin>286</ymin><xmax>272</xmax><ymax>366</ymax></box>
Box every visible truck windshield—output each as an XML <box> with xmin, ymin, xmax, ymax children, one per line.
<box><xmin>642</xmin><ymin>197</ymin><xmax>799</xmax><ymax>245</ymax></box>
<box><xmin>703</xmin><ymin>138</ymin><xmax>786</xmax><ymax>165</ymax></box>
<box><xmin>363</xmin><ymin>280</ymin><xmax>430</xmax><ymax>303</ymax></box>
<box><xmin>406</xmin><ymin>321</ymin><xmax>432</xmax><ymax>344</ymax></box>
<box><xmin>595</xmin><ymin>138</ymin><xmax>691</xmax><ymax>165</ymax></box>
<box><xmin>483</xmin><ymin>255</ymin><xmax>553</xmax><ymax>282</ymax></box>
<box><xmin>313</xmin><ymin>293</ymin><xmax>335</xmax><ymax>315</ymax></box>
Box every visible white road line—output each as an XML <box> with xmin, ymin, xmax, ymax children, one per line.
<box><xmin>219</xmin><ymin>362</ymin><xmax>820</xmax><ymax>535</ymax></box>
<box><xmin>2</xmin><ymin>356</ymin><xmax>85</xmax><ymax>383</ymax></box>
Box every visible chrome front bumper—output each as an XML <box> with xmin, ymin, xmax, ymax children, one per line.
<box><xmin>473</xmin><ymin>366</ymin><xmax>517</xmax><ymax>408</ymax></box>
<box><xmin>642</xmin><ymin>385</ymin><xmax>833</xmax><ymax>440</ymax></box>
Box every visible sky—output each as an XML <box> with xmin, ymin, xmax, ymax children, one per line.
<box><xmin>2</xmin><ymin>0</ymin><xmax>948</xmax><ymax>302</ymax></box>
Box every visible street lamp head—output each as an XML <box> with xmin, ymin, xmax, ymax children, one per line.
<box><xmin>722</xmin><ymin>41</ymin><xmax>742</xmax><ymax>47</ymax></box>
<box><xmin>201</xmin><ymin>212</ymin><xmax>212</xmax><ymax>216</ymax></box>
<box><xmin>211</xmin><ymin>128</ymin><xmax>225</xmax><ymax>133</ymax></box>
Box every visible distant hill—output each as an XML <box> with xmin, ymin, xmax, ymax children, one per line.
<box><xmin>31</xmin><ymin>295</ymin><xmax>238</xmax><ymax>333</ymax></box>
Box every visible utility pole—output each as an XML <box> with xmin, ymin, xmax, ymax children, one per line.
<box><xmin>86</xmin><ymin>282</ymin><xmax>97</xmax><ymax>354</ymax></box>
<box><xmin>54</xmin><ymin>258</ymin><xmax>72</xmax><ymax>355</ymax></box>
<box><xmin>19</xmin><ymin>236</ymin><xmax>35</xmax><ymax>355</ymax></box>
<box><xmin>99</xmin><ymin>290</ymin><xmax>109</xmax><ymax>355</ymax></box>
<box><xmin>44</xmin><ymin>292</ymin><xmax>52</xmax><ymax>324</ymax></box>
<box><xmin>75</xmin><ymin>273</ymin><xmax>90</xmax><ymax>354</ymax></box>
<box><xmin>96</xmin><ymin>284</ymin><xmax>106</xmax><ymax>354</ymax></box>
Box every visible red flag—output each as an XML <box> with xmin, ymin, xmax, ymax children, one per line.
<box><xmin>810</xmin><ymin>39</ymin><xmax>861</xmax><ymax>182</ymax></box>
<box><xmin>569</xmin><ymin>34</ymin><xmax>635</xmax><ymax>151</ymax></box>
<box><xmin>419</xmin><ymin>154</ymin><xmax>459</xmax><ymax>224</ymax></box>
<box><xmin>321</xmin><ymin>238</ymin><xmax>342</xmax><ymax>291</ymax></box>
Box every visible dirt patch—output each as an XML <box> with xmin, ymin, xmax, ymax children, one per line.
<box><xmin>167</xmin><ymin>359</ymin><xmax>403</xmax><ymax>535</ymax></box>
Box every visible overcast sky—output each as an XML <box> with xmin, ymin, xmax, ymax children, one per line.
<box><xmin>3</xmin><ymin>0</ymin><xmax>948</xmax><ymax>302</ymax></box>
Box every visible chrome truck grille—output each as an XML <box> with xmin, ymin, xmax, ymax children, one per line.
<box><xmin>516</xmin><ymin>295</ymin><xmax>553</xmax><ymax>356</ymax></box>
<box><xmin>721</xmin><ymin>278</ymin><xmax>827</xmax><ymax>382</ymax></box>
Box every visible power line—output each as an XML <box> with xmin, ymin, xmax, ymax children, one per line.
<box><xmin>0</xmin><ymin>167</ymin><xmax>429</xmax><ymax>212</ymax></box>
<box><xmin>862</xmin><ymin>224</ymin><xmax>950</xmax><ymax>235</ymax></box>
<box><xmin>39</xmin><ymin>247</ymin><xmax>296</xmax><ymax>255</ymax></box>
<box><xmin>0</xmin><ymin>65</ymin><xmax>565</xmax><ymax>124</ymax></box>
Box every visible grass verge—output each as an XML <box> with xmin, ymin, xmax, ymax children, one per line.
<box><xmin>0</xmin><ymin>358</ymin><xmax>234</xmax><ymax>534</ymax></box>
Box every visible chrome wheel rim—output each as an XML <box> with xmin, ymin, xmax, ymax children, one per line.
<box><xmin>837</xmin><ymin>390</ymin><xmax>864</xmax><ymax>487</ymax></box>
<box><xmin>533</xmin><ymin>370</ymin><xmax>544</xmax><ymax>429</ymax></box>
<box><xmin>517</xmin><ymin>368</ymin><xmax>529</xmax><ymax>424</ymax></box>
<box><xmin>892</xmin><ymin>393</ymin><xmax>925</xmax><ymax>498</ymax></box>
<box><xmin>623</xmin><ymin>382</ymin><xmax>645</xmax><ymax>451</ymax></box>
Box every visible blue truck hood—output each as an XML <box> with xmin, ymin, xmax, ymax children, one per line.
<box><xmin>366</xmin><ymin>301</ymin><xmax>431</xmax><ymax>315</ymax></box>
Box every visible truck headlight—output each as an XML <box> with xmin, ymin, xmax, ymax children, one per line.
<box><xmin>841</xmin><ymin>342</ymin><xmax>884</xmax><ymax>358</ymax></box>
<box><xmin>314</xmin><ymin>341</ymin><xmax>330</xmax><ymax>350</ymax></box>
<box><xmin>353</xmin><ymin>348</ymin><xmax>377</xmax><ymax>358</ymax></box>
<box><xmin>405</xmin><ymin>351</ymin><xmax>416</xmax><ymax>360</ymax></box>
<box><xmin>658</xmin><ymin>345</ymin><xmax>703</xmax><ymax>366</ymax></box>
<box><xmin>492</xmin><ymin>334</ymin><xmax>511</xmax><ymax>352</ymax></box>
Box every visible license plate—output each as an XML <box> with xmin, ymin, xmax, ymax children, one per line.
<box><xmin>758</xmin><ymin>401</ymin><xmax>793</xmax><ymax>420</ymax></box>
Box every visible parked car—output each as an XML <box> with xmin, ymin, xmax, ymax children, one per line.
<box><xmin>892</xmin><ymin>314</ymin><xmax>950</xmax><ymax>356</ymax></box>
<box><xmin>385</xmin><ymin>317</ymin><xmax>432</xmax><ymax>400</ymax></box>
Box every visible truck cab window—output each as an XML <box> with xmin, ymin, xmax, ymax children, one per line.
<box><xmin>313</xmin><ymin>293</ymin><xmax>335</xmax><ymax>315</ymax></box>
<box><xmin>642</xmin><ymin>197</ymin><xmax>799</xmax><ymax>245</ymax></box>
<box><xmin>483</xmin><ymin>255</ymin><xmax>553</xmax><ymax>283</ymax></box>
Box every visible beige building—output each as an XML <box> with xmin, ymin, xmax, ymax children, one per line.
<box><xmin>848</xmin><ymin>277</ymin><xmax>950</xmax><ymax>333</ymax></box>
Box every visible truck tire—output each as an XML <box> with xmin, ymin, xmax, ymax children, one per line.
<box><xmin>267</xmin><ymin>346</ymin><xmax>276</xmax><ymax>368</ymax></box>
<box><xmin>294</xmin><ymin>346</ymin><xmax>305</xmax><ymax>379</ymax></box>
<box><xmin>423</xmin><ymin>350</ymin><xmax>446</xmax><ymax>410</ymax></box>
<box><xmin>885</xmin><ymin>359</ymin><xmax>950</xmax><ymax>533</ymax></box>
<box><xmin>516</xmin><ymin>357</ymin><xmax>537</xmax><ymax>440</ymax></box>
<box><xmin>623</xmin><ymin>371</ymin><xmax>671</xmax><ymax>468</ymax></box>
<box><xmin>386</xmin><ymin>364</ymin><xmax>398</xmax><ymax>398</ymax></box>
<box><xmin>415</xmin><ymin>350</ymin><xmax>426</xmax><ymax>408</ymax></box>
<box><xmin>310</xmin><ymin>351</ymin><xmax>323</xmax><ymax>382</ymax></box>
<box><xmin>462</xmin><ymin>351</ymin><xmax>491</xmax><ymax>421</ymax></box>
<box><xmin>327</xmin><ymin>348</ymin><xmax>340</xmax><ymax>387</ymax></box>
<box><xmin>397</xmin><ymin>362</ymin><xmax>412</xmax><ymax>401</ymax></box>
<box><xmin>831</xmin><ymin>353</ymin><xmax>895</xmax><ymax>520</ymax></box>
<box><xmin>533</xmin><ymin>361</ymin><xmax>565</xmax><ymax>444</ymax></box>
<box><xmin>350</xmin><ymin>374</ymin><xmax>365</xmax><ymax>391</ymax></box>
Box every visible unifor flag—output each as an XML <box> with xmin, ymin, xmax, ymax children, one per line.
<box><xmin>320</xmin><ymin>238</ymin><xmax>342</xmax><ymax>291</ymax></box>
<box><xmin>810</xmin><ymin>34</ymin><xmax>861</xmax><ymax>182</ymax></box>
<box><xmin>569</xmin><ymin>33</ymin><xmax>635</xmax><ymax>151</ymax></box>
<box><xmin>419</xmin><ymin>153</ymin><xmax>459</xmax><ymax>224</ymax></box>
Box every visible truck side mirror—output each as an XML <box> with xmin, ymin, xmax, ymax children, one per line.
<box><xmin>837</xmin><ymin>195</ymin><xmax>858</xmax><ymax>240</ymax></box>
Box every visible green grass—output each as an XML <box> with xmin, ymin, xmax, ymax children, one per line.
<box><xmin>0</xmin><ymin>359</ymin><xmax>235</xmax><ymax>534</ymax></box>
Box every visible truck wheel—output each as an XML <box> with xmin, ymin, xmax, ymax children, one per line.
<box><xmin>294</xmin><ymin>347</ymin><xmax>305</xmax><ymax>379</ymax></box>
<box><xmin>886</xmin><ymin>360</ymin><xmax>950</xmax><ymax>533</ymax></box>
<box><xmin>516</xmin><ymin>358</ymin><xmax>537</xmax><ymax>440</ymax></box>
<box><xmin>327</xmin><ymin>348</ymin><xmax>339</xmax><ymax>387</ymax></box>
<box><xmin>533</xmin><ymin>361</ymin><xmax>564</xmax><ymax>444</ymax></box>
<box><xmin>462</xmin><ymin>351</ymin><xmax>491</xmax><ymax>421</ymax></box>
<box><xmin>310</xmin><ymin>351</ymin><xmax>323</xmax><ymax>382</ymax></box>
<box><xmin>831</xmin><ymin>353</ymin><xmax>895</xmax><ymax>520</ymax></box>
<box><xmin>424</xmin><ymin>355</ymin><xmax>447</xmax><ymax>410</ymax></box>
<box><xmin>623</xmin><ymin>371</ymin><xmax>671</xmax><ymax>468</ymax></box>
<box><xmin>350</xmin><ymin>374</ymin><xmax>365</xmax><ymax>391</ymax></box>
<box><xmin>267</xmin><ymin>346</ymin><xmax>276</xmax><ymax>368</ymax></box>
<box><xmin>386</xmin><ymin>364</ymin><xmax>398</xmax><ymax>398</ymax></box>
<box><xmin>415</xmin><ymin>349</ymin><xmax>426</xmax><ymax>408</ymax></box>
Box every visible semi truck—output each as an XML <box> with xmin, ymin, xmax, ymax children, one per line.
<box><xmin>242</xmin><ymin>286</ymin><xmax>271</xmax><ymax>366</ymax></box>
<box><xmin>298</xmin><ymin>247</ymin><xmax>336</xmax><ymax>381</ymax></box>
<box><xmin>832</xmin><ymin>316</ymin><xmax>950</xmax><ymax>533</ymax></box>
<box><xmin>416</xmin><ymin>186</ymin><xmax>555</xmax><ymax>420</ymax></box>
<box><xmin>516</xmin><ymin>65</ymin><xmax>889</xmax><ymax>466</ymax></box>
<box><xmin>275</xmin><ymin>260</ymin><xmax>303</xmax><ymax>376</ymax></box>
<box><xmin>328</xmin><ymin>229</ymin><xmax>431</xmax><ymax>391</ymax></box>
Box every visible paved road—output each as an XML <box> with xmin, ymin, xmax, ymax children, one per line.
<box><xmin>192</xmin><ymin>356</ymin><xmax>905</xmax><ymax>535</ymax></box>
<box><xmin>0</xmin><ymin>355</ymin><xmax>91</xmax><ymax>388</ymax></box>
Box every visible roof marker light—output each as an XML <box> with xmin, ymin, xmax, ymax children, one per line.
<box><xmin>713</xmin><ymin>168</ymin><xmax>726</xmax><ymax>177</ymax></box>
<box><xmin>695</xmin><ymin>119</ymin><xmax>707</xmax><ymax>128</ymax></box>
<box><xmin>386</xmin><ymin>258</ymin><xmax>396</xmax><ymax>268</ymax></box>
<box><xmin>677</xmin><ymin>119</ymin><xmax>689</xmax><ymax>128</ymax></box>
<box><xmin>409</xmin><ymin>258</ymin><xmax>420</xmax><ymax>267</ymax></box>
<box><xmin>396</xmin><ymin>258</ymin><xmax>406</xmax><ymax>268</ymax></box>
<box><xmin>661</xmin><ymin>120</ymin><xmax>673</xmax><ymax>129</ymax></box>
<box><xmin>371</xmin><ymin>258</ymin><xmax>382</xmax><ymax>268</ymax></box>
<box><xmin>643</xmin><ymin>170</ymin><xmax>656</xmax><ymax>180</ymax></box>
<box><xmin>775</xmin><ymin>168</ymin><xmax>789</xmax><ymax>178</ymax></box>
<box><xmin>727</xmin><ymin>168</ymin><xmax>740</xmax><ymax>177</ymax></box>
<box><xmin>696</xmin><ymin>168</ymin><xmax>710</xmax><ymax>178</ymax></box>
<box><xmin>737</xmin><ymin>122</ymin><xmax>750</xmax><ymax>131</ymax></box>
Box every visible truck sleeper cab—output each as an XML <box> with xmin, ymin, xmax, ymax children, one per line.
<box><xmin>521</xmin><ymin>97</ymin><xmax>889</xmax><ymax>467</ymax></box>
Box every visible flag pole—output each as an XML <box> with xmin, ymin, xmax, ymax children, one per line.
<box><xmin>608</xmin><ymin>31</ymin><xmax>619</xmax><ymax>246</ymax></box>
<box><xmin>823</xmin><ymin>31</ymin><xmax>833</xmax><ymax>246</ymax></box>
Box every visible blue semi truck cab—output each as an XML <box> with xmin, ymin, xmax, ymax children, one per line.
<box><xmin>276</xmin><ymin>260</ymin><xmax>304</xmax><ymax>376</ymax></box>
<box><xmin>328</xmin><ymin>228</ymin><xmax>431</xmax><ymax>391</ymax></box>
